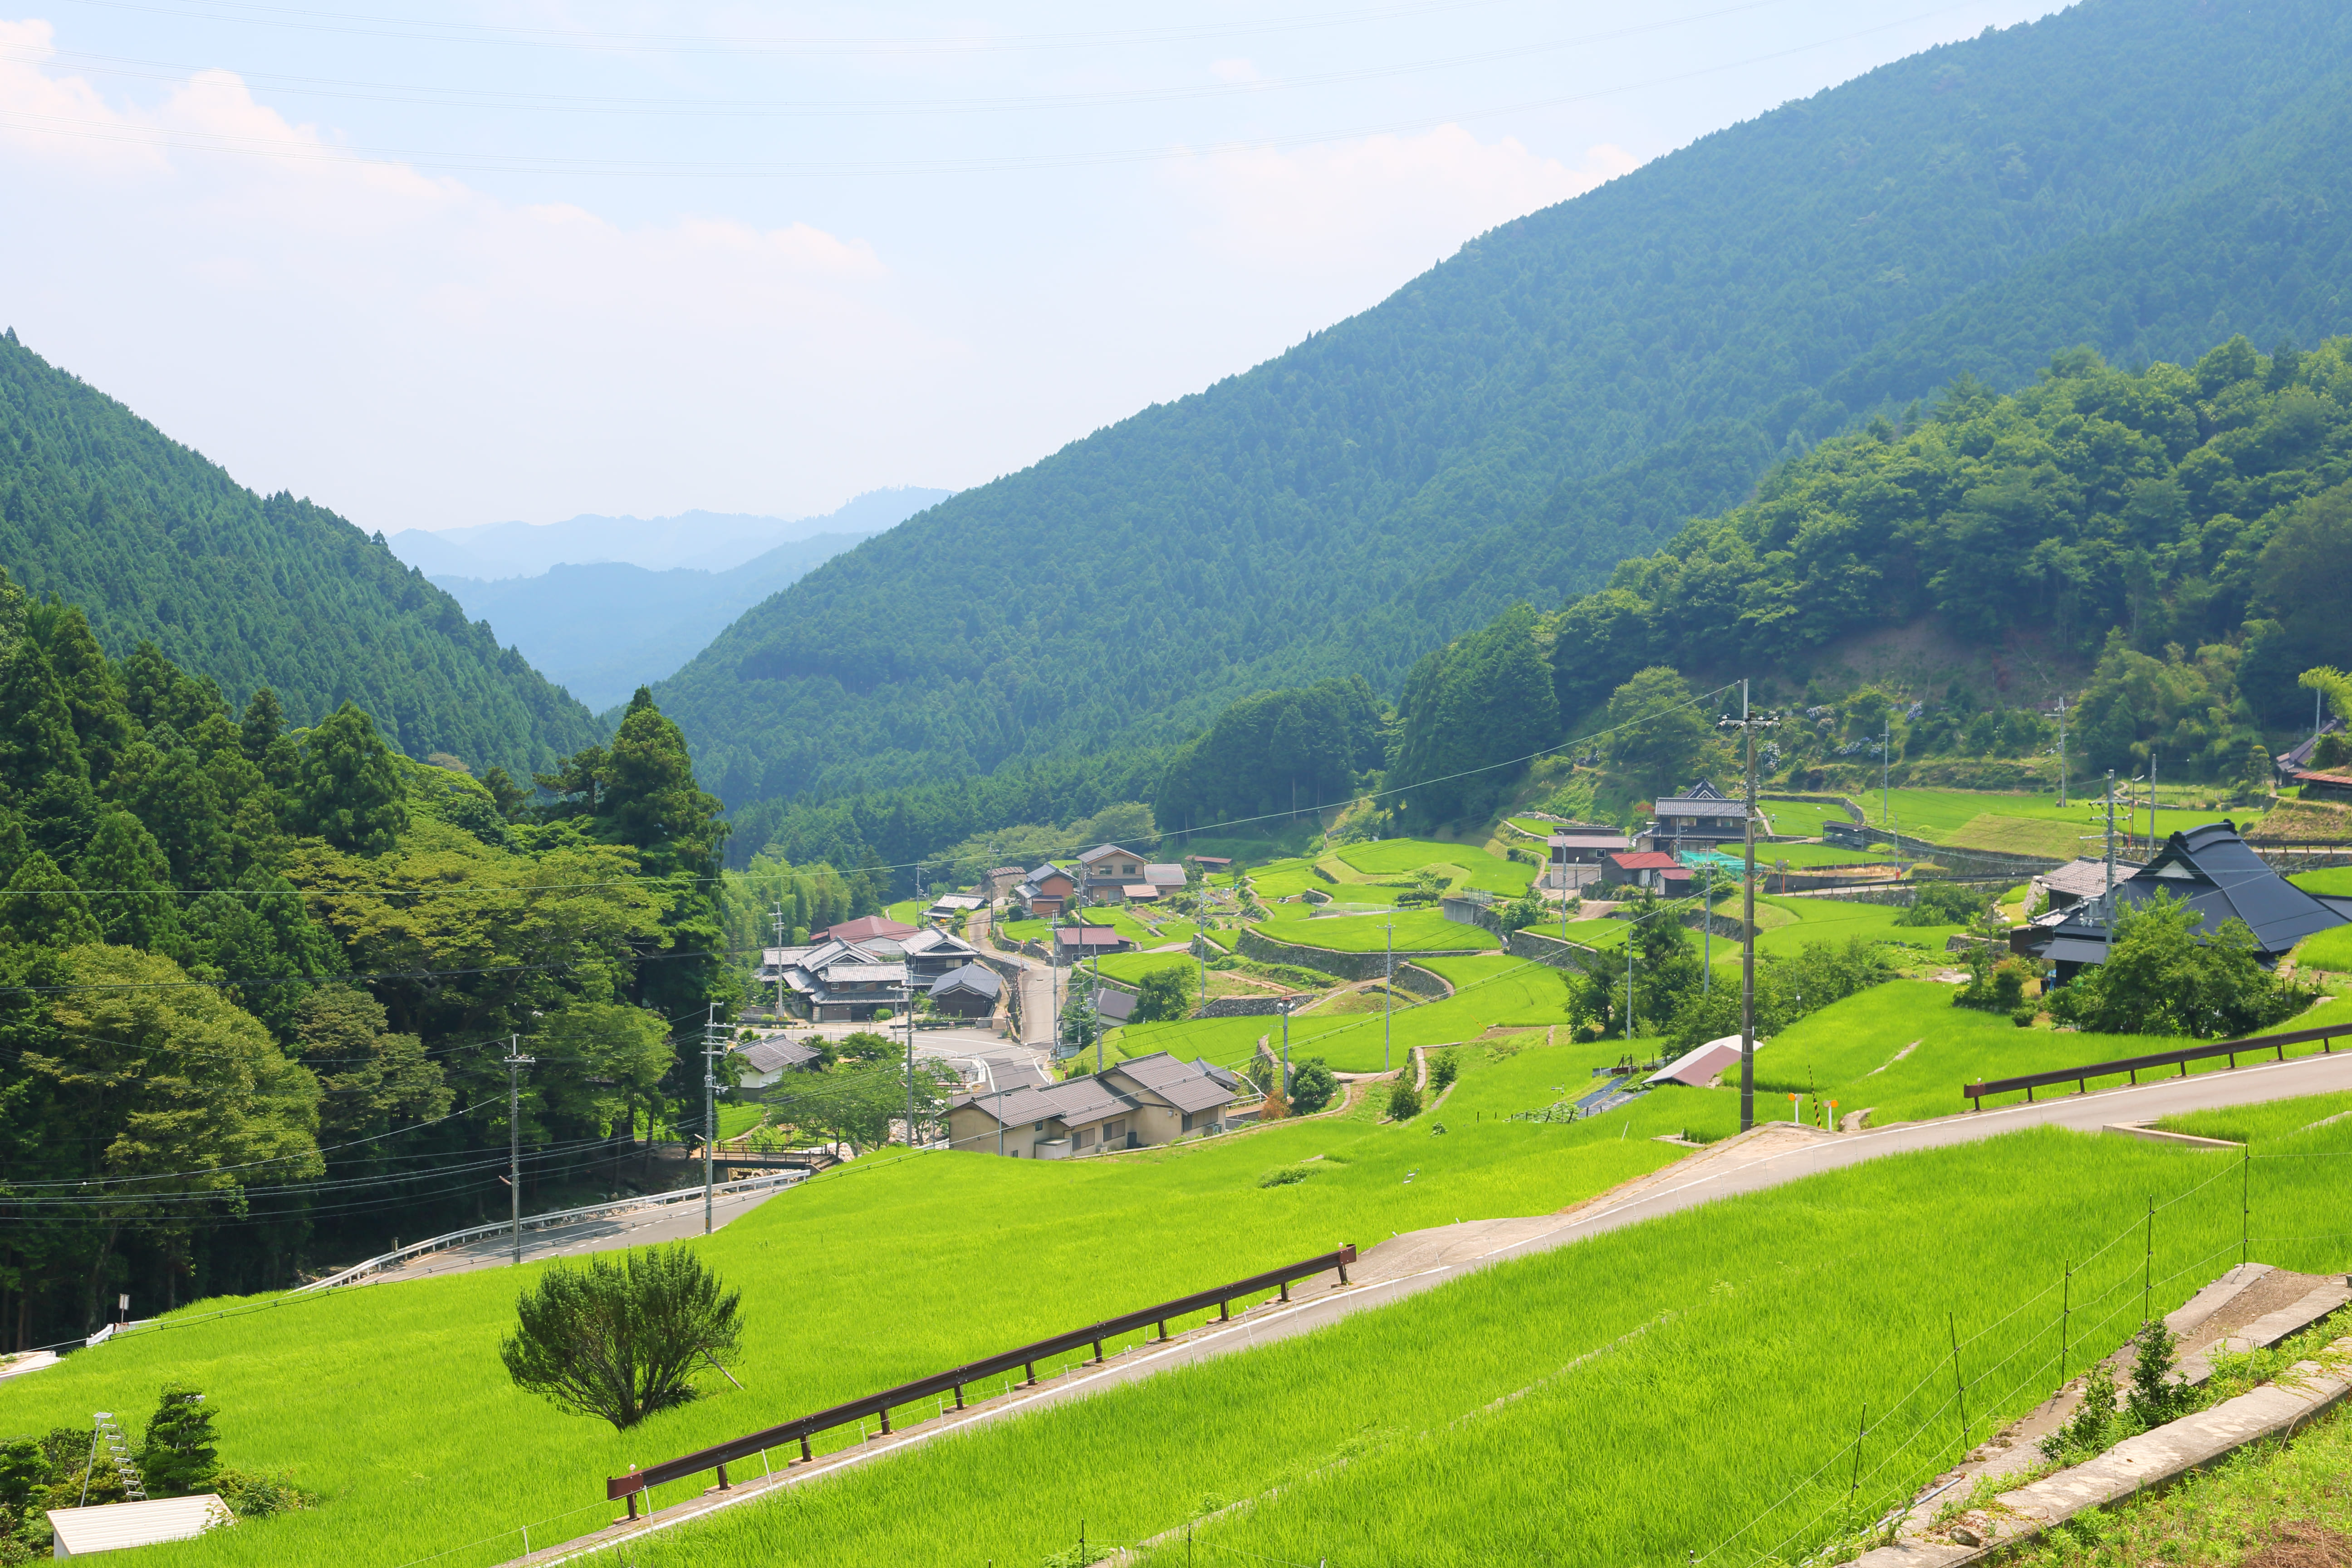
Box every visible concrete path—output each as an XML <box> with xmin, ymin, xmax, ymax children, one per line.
<box><xmin>507</xmin><ymin>1048</ymin><xmax>2352</xmax><ymax>1565</ymax></box>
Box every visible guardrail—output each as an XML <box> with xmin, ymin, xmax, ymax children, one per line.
<box><xmin>604</xmin><ymin>1245</ymin><xmax>1358</xmax><ymax>1513</ymax></box>
<box><xmin>298</xmin><ymin>1168</ymin><xmax>813</xmax><ymax>1294</ymax></box>
<box><xmin>1963</xmin><ymin>1022</ymin><xmax>2347</xmax><ymax>1111</ymax></box>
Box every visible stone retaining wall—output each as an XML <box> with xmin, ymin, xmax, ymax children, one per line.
<box><xmin>1393</xmin><ymin>962</ymin><xmax>1453</xmax><ymax>999</ymax></box>
<box><xmin>1235</xmin><ymin>926</ymin><xmax>1488</xmax><ymax>980</ymax></box>
<box><xmin>1200</xmin><ymin>997</ymin><xmax>1289</xmax><ymax>1018</ymax></box>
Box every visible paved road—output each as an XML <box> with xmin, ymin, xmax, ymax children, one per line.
<box><xmin>363</xmin><ymin>1183</ymin><xmax>792</xmax><ymax>1286</ymax></box>
<box><xmin>519</xmin><ymin>1049</ymin><xmax>2352</xmax><ymax>1565</ymax></box>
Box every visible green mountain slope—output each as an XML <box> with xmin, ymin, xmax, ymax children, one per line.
<box><xmin>660</xmin><ymin>0</ymin><xmax>2352</xmax><ymax>808</ymax></box>
<box><xmin>0</xmin><ymin>333</ymin><xmax>599</xmax><ymax>774</ymax></box>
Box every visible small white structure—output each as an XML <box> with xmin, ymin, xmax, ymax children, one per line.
<box><xmin>49</xmin><ymin>1494</ymin><xmax>232</xmax><ymax>1557</ymax></box>
<box><xmin>1644</xmin><ymin>1034</ymin><xmax>1763</xmax><ymax>1089</ymax></box>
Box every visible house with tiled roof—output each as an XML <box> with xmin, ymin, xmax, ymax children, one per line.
<box><xmin>944</xmin><ymin>1052</ymin><xmax>1236</xmax><ymax>1157</ymax></box>
<box><xmin>2030</xmin><ymin>821</ymin><xmax>2352</xmax><ymax>982</ymax></box>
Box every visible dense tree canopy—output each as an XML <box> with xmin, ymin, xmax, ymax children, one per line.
<box><xmin>0</xmin><ymin>569</ymin><xmax>734</xmax><ymax>1347</ymax></box>
<box><xmin>0</xmin><ymin>335</ymin><xmax>598</xmax><ymax>776</ymax></box>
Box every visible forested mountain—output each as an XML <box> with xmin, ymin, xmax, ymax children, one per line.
<box><xmin>431</xmin><ymin>530</ymin><xmax>879</xmax><ymax>711</ymax></box>
<box><xmin>661</xmin><ymin>0</ymin><xmax>2352</xmax><ymax>812</ymax></box>
<box><xmin>0</xmin><ymin>567</ymin><xmax>733</xmax><ymax>1344</ymax></box>
<box><xmin>1390</xmin><ymin>335</ymin><xmax>2352</xmax><ymax>820</ymax></box>
<box><xmin>0</xmin><ymin>333</ymin><xmax>599</xmax><ymax>777</ymax></box>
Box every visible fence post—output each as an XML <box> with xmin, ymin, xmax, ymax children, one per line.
<box><xmin>2143</xmin><ymin>1196</ymin><xmax>2154</xmax><ymax>1326</ymax></box>
<box><xmin>2060</xmin><ymin>1264</ymin><xmax>2070</xmax><ymax>1382</ymax></box>
<box><xmin>2241</xmin><ymin>1147</ymin><xmax>2250</xmax><ymax>1268</ymax></box>
<box><xmin>1949</xmin><ymin>1313</ymin><xmax>1965</xmax><ymax>1455</ymax></box>
<box><xmin>1846</xmin><ymin>1403</ymin><xmax>1866</xmax><ymax>1536</ymax></box>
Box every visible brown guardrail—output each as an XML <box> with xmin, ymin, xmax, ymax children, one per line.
<box><xmin>1963</xmin><ymin>1023</ymin><xmax>2347</xmax><ymax>1111</ymax></box>
<box><xmin>604</xmin><ymin>1245</ymin><xmax>1358</xmax><ymax>1511</ymax></box>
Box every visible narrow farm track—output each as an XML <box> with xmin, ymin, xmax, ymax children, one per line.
<box><xmin>505</xmin><ymin>1049</ymin><xmax>2352</xmax><ymax>1566</ymax></box>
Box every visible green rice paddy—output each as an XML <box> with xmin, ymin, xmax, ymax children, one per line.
<box><xmin>2291</xmin><ymin>867</ymin><xmax>2352</xmax><ymax>897</ymax></box>
<box><xmin>1254</xmin><ymin>906</ymin><xmax>1501</xmax><ymax>954</ymax></box>
<box><xmin>555</xmin><ymin>1107</ymin><xmax>2352</xmax><ymax>1568</ymax></box>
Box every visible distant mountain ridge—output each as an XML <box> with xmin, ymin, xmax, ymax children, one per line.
<box><xmin>388</xmin><ymin>489</ymin><xmax>951</xmax><ymax>579</ymax></box>
<box><xmin>0</xmin><ymin>331</ymin><xmax>599</xmax><ymax>776</ymax></box>
<box><xmin>431</xmin><ymin>531</ymin><xmax>882</xmax><ymax>712</ymax></box>
<box><xmin>655</xmin><ymin>0</ymin><xmax>2352</xmax><ymax>811</ymax></box>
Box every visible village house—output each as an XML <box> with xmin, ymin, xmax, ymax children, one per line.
<box><xmin>1053</xmin><ymin>925</ymin><xmax>1135</xmax><ymax>961</ymax></box>
<box><xmin>926</xmin><ymin>962</ymin><xmax>1003</xmax><ymax>1020</ymax></box>
<box><xmin>1015</xmin><ymin>863</ymin><xmax>1077</xmax><ymax>916</ymax></box>
<box><xmin>1545</xmin><ymin>831</ymin><xmax>1630</xmax><ymax>891</ymax></box>
<box><xmin>756</xmin><ymin>938</ymin><xmax>911</xmax><ymax>1022</ymax></box>
<box><xmin>1641</xmin><ymin>779</ymin><xmax>1748</xmax><ymax>854</ymax></box>
<box><xmin>819</xmin><ymin>914</ymin><xmax>921</xmax><ymax>945</ymax></box>
<box><xmin>925</xmin><ymin>892</ymin><xmax>986</xmax><ymax>921</ymax></box>
<box><xmin>897</xmin><ymin>926</ymin><xmax>990</xmax><ymax>984</ymax></box>
<box><xmin>729</xmin><ymin>1035</ymin><xmax>822</xmax><ymax>1094</ymax></box>
<box><xmin>1076</xmin><ymin>843</ymin><xmax>1153</xmax><ymax>902</ymax></box>
<box><xmin>944</xmin><ymin>1052</ymin><xmax>1236</xmax><ymax>1157</ymax></box>
<box><xmin>2027</xmin><ymin>821</ymin><xmax>2352</xmax><ymax>982</ymax></box>
<box><xmin>1601</xmin><ymin>850</ymin><xmax>1682</xmax><ymax>891</ymax></box>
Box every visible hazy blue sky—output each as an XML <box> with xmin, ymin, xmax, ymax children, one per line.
<box><xmin>0</xmin><ymin>0</ymin><xmax>2060</xmax><ymax>533</ymax></box>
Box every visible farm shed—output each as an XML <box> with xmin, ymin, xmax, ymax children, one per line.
<box><xmin>48</xmin><ymin>1495</ymin><xmax>233</xmax><ymax>1556</ymax></box>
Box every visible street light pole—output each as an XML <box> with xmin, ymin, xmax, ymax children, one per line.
<box><xmin>505</xmin><ymin>1035</ymin><xmax>535</xmax><ymax>1265</ymax></box>
<box><xmin>1384</xmin><ymin>919</ymin><xmax>1394</xmax><ymax>1075</ymax></box>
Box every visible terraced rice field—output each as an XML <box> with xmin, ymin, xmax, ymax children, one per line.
<box><xmin>1329</xmin><ymin>838</ymin><xmax>1535</xmax><ymax>895</ymax></box>
<box><xmin>1254</xmin><ymin>906</ymin><xmax>1502</xmax><ymax>953</ymax></box>
<box><xmin>533</xmin><ymin>1105</ymin><xmax>2352</xmax><ymax>1568</ymax></box>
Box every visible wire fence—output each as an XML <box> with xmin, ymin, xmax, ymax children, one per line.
<box><xmin>1702</xmin><ymin>1147</ymin><xmax>2319</xmax><ymax>1568</ymax></box>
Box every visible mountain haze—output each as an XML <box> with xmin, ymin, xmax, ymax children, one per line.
<box><xmin>658</xmin><ymin>0</ymin><xmax>2352</xmax><ymax>810</ymax></box>
<box><xmin>388</xmin><ymin>489</ymin><xmax>951</xmax><ymax>579</ymax></box>
<box><xmin>0</xmin><ymin>332</ymin><xmax>598</xmax><ymax>775</ymax></box>
<box><xmin>431</xmin><ymin>531</ymin><xmax>883</xmax><ymax>711</ymax></box>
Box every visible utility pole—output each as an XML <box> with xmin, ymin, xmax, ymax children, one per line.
<box><xmin>1880</xmin><ymin>717</ymin><xmax>1891</xmax><ymax>830</ymax></box>
<box><xmin>2148</xmin><ymin>755</ymin><xmax>2158</xmax><ymax>858</ymax></box>
<box><xmin>1280</xmin><ymin>997</ymin><xmax>1293</xmax><ymax>1096</ymax></box>
<box><xmin>904</xmin><ymin>980</ymin><xmax>918</xmax><ymax>1149</ymax></box>
<box><xmin>1093</xmin><ymin>936</ymin><xmax>1103</xmax><ymax>1076</ymax></box>
<box><xmin>771</xmin><ymin>903</ymin><xmax>788</xmax><ymax>1016</ymax></box>
<box><xmin>2103</xmin><ymin>770</ymin><xmax>2118</xmax><ymax>962</ymax></box>
<box><xmin>1702</xmin><ymin>868</ymin><xmax>1712</xmax><ymax>995</ymax></box>
<box><xmin>1720</xmin><ymin>683</ymin><xmax>1778</xmax><ymax>1134</ymax></box>
<box><xmin>703</xmin><ymin>1005</ymin><xmax>723</xmax><ymax>1235</ymax></box>
<box><xmin>2049</xmin><ymin>696</ymin><xmax>2069</xmax><ymax>807</ymax></box>
<box><xmin>1384</xmin><ymin>919</ymin><xmax>1395</xmax><ymax>1074</ymax></box>
<box><xmin>1625</xmin><ymin>921</ymin><xmax>1635</xmax><ymax>1050</ymax></box>
<box><xmin>505</xmin><ymin>1036</ymin><xmax>535</xmax><ymax>1264</ymax></box>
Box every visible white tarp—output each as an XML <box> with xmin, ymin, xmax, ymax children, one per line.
<box><xmin>48</xmin><ymin>1494</ymin><xmax>231</xmax><ymax>1556</ymax></box>
<box><xmin>1645</xmin><ymin>1034</ymin><xmax>1762</xmax><ymax>1089</ymax></box>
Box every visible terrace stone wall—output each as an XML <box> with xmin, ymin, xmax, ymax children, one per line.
<box><xmin>1235</xmin><ymin>926</ymin><xmax>1487</xmax><ymax>980</ymax></box>
<box><xmin>1394</xmin><ymin>962</ymin><xmax>1453</xmax><ymax>1000</ymax></box>
<box><xmin>1200</xmin><ymin>997</ymin><xmax>1289</xmax><ymax>1018</ymax></box>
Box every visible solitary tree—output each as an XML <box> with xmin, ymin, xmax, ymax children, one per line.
<box><xmin>1133</xmin><ymin>967</ymin><xmax>1193</xmax><ymax>1023</ymax></box>
<box><xmin>500</xmin><ymin>1246</ymin><xmax>743</xmax><ymax>1431</ymax></box>
<box><xmin>138</xmin><ymin>1385</ymin><xmax>219</xmax><ymax>1497</ymax></box>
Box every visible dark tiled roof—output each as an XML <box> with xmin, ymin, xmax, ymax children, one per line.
<box><xmin>1106</xmin><ymin>1051</ymin><xmax>1236</xmax><ymax>1114</ymax></box>
<box><xmin>1054</xmin><ymin>927</ymin><xmax>1129</xmax><ymax>948</ymax></box>
<box><xmin>928</xmin><ymin>962</ymin><xmax>1002</xmax><ymax>1000</ymax></box>
<box><xmin>1093</xmin><ymin>988</ymin><xmax>1137</xmax><ymax>1022</ymax></box>
<box><xmin>735</xmin><ymin>1038</ymin><xmax>819</xmax><ymax>1074</ymax></box>
<box><xmin>1548</xmin><ymin>834</ymin><xmax>1629</xmax><ymax>848</ymax></box>
<box><xmin>1143</xmin><ymin>863</ymin><xmax>1187</xmax><ymax>885</ymax></box>
<box><xmin>2050</xmin><ymin>820</ymin><xmax>2350</xmax><ymax>959</ymax></box>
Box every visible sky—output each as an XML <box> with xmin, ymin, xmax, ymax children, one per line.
<box><xmin>0</xmin><ymin>0</ymin><xmax>2063</xmax><ymax>534</ymax></box>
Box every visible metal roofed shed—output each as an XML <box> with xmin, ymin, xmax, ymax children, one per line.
<box><xmin>1646</xmin><ymin>1035</ymin><xmax>1758</xmax><ymax>1088</ymax></box>
<box><xmin>1093</xmin><ymin>987</ymin><xmax>1137</xmax><ymax>1023</ymax></box>
<box><xmin>49</xmin><ymin>1495</ymin><xmax>234</xmax><ymax>1556</ymax></box>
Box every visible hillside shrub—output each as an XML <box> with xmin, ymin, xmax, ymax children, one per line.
<box><xmin>2125</xmin><ymin>1319</ymin><xmax>2191</xmax><ymax>1431</ymax></box>
<box><xmin>1387</xmin><ymin>1081</ymin><xmax>1423</xmax><ymax>1122</ymax></box>
<box><xmin>2043</xmin><ymin>1357</ymin><xmax>2118</xmax><ymax>1464</ymax></box>
<box><xmin>1896</xmin><ymin>882</ymin><xmax>1989</xmax><ymax>927</ymax></box>
<box><xmin>1429</xmin><ymin>1049</ymin><xmax>1461</xmax><ymax>1093</ymax></box>
<box><xmin>210</xmin><ymin>1467</ymin><xmax>317</xmax><ymax>1518</ymax></box>
<box><xmin>499</xmin><ymin>1245</ymin><xmax>742</xmax><ymax>1431</ymax></box>
<box><xmin>2046</xmin><ymin>890</ymin><xmax>2311</xmax><ymax>1037</ymax></box>
<box><xmin>1256</xmin><ymin>1164</ymin><xmax>1317</xmax><ymax>1188</ymax></box>
<box><xmin>1289</xmin><ymin>1058</ymin><xmax>1338</xmax><ymax>1116</ymax></box>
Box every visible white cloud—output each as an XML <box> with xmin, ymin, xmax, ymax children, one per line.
<box><xmin>1169</xmin><ymin>124</ymin><xmax>1637</xmax><ymax>293</ymax></box>
<box><xmin>0</xmin><ymin>24</ymin><xmax>944</xmax><ymax>529</ymax></box>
